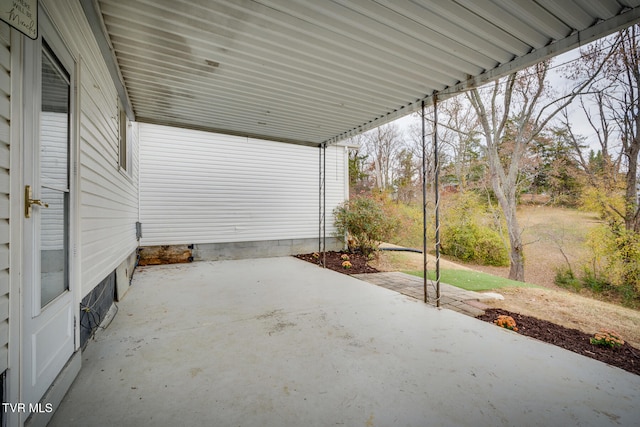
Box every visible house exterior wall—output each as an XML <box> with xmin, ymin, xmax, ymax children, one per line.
<box><xmin>139</xmin><ymin>123</ymin><xmax>346</xmax><ymax>255</ymax></box>
<box><xmin>0</xmin><ymin>21</ymin><xmax>11</xmax><ymax>374</ymax></box>
<box><xmin>44</xmin><ymin>0</ymin><xmax>140</xmax><ymax>298</ymax></box>
<box><xmin>0</xmin><ymin>3</ymin><xmax>140</xmax><ymax>423</ymax></box>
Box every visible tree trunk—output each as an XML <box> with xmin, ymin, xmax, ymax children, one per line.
<box><xmin>373</xmin><ymin>155</ymin><xmax>383</xmax><ymax>190</ymax></box>
<box><xmin>506</xmin><ymin>210</ymin><xmax>525</xmax><ymax>281</ymax></box>
<box><xmin>491</xmin><ymin>174</ymin><xmax>525</xmax><ymax>281</ymax></box>
<box><xmin>624</xmin><ymin>132</ymin><xmax>640</xmax><ymax>232</ymax></box>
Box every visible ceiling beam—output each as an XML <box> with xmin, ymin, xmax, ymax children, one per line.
<box><xmin>137</xmin><ymin>117</ymin><xmax>318</xmax><ymax>147</ymax></box>
<box><xmin>325</xmin><ymin>6</ymin><xmax>640</xmax><ymax>145</ymax></box>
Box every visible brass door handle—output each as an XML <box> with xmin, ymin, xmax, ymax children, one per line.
<box><xmin>30</xmin><ymin>199</ymin><xmax>49</xmax><ymax>207</ymax></box>
<box><xmin>25</xmin><ymin>185</ymin><xmax>49</xmax><ymax>218</ymax></box>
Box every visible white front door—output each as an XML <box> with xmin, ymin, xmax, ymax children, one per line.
<box><xmin>22</xmin><ymin>16</ymin><xmax>76</xmax><ymax>409</ymax></box>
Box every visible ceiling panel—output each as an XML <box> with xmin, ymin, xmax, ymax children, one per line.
<box><xmin>87</xmin><ymin>0</ymin><xmax>640</xmax><ymax>146</ymax></box>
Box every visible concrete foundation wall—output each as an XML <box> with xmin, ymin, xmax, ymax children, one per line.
<box><xmin>138</xmin><ymin>238</ymin><xmax>342</xmax><ymax>264</ymax></box>
<box><xmin>193</xmin><ymin>238</ymin><xmax>342</xmax><ymax>261</ymax></box>
<box><xmin>115</xmin><ymin>251</ymin><xmax>138</xmax><ymax>301</ymax></box>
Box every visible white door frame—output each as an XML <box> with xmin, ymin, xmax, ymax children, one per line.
<box><xmin>20</xmin><ymin>8</ymin><xmax>79</xmax><ymax>421</ymax></box>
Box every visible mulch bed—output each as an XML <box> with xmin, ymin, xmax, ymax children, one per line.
<box><xmin>295</xmin><ymin>251</ymin><xmax>379</xmax><ymax>274</ymax></box>
<box><xmin>296</xmin><ymin>252</ymin><xmax>640</xmax><ymax>376</ymax></box>
<box><xmin>478</xmin><ymin>308</ymin><xmax>640</xmax><ymax>376</ymax></box>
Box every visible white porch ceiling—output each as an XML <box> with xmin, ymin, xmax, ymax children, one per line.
<box><xmin>88</xmin><ymin>0</ymin><xmax>640</xmax><ymax>146</ymax></box>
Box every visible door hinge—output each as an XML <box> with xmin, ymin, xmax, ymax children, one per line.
<box><xmin>74</xmin><ymin>316</ymin><xmax>77</xmax><ymax>348</ymax></box>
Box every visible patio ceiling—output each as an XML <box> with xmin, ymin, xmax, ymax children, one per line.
<box><xmin>84</xmin><ymin>0</ymin><xmax>640</xmax><ymax>146</ymax></box>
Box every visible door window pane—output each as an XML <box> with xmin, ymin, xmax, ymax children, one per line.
<box><xmin>40</xmin><ymin>44</ymin><xmax>70</xmax><ymax>308</ymax></box>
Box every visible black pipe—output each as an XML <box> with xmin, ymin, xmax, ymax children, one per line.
<box><xmin>379</xmin><ymin>246</ymin><xmax>423</xmax><ymax>254</ymax></box>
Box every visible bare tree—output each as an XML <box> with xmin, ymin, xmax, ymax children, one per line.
<box><xmin>467</xmin><ymin>53</ymin><xmax>613</xmax><ymax>281</ymax></box>
<box><xmin>408</xmin><ymin>111</ymin><xmax>436</xmax><ymax>196</ymax></box>
<box><xmin>439</xmin><ymin>97</ymin><xmax>482</xmax><ymax>190</ymax></box>
<box><xmin>609</xmin><ymin>26</ymin><xmax>640</xmax><ymax>232</ymax></box>
<box><xmin>561</xmin><ymin>94</ymin><xmax>622</xmax><ymax>183</ymax></box>
<box><xmin>560</xmin><ymin>97</ymin><xmax>625</xmax><ymax>217</ymax></box>
<box><xmin>402</xmin><ymin>109</ymin><xmax>455</xmax><ymax>203</ymax></box>
<box><xmin>346</xmin><ymin>134</ymin><xmax>372</xmax><ymax>195</ymax></box>
<box><xmin>564</xmin><ymin>25</ymin><xmax>639</xmax><ymax>232</ymax></box>
<box><xmin>362</xmin><ymin>123</ymin><xmax>404</xmax><ymax>191</ymax></box>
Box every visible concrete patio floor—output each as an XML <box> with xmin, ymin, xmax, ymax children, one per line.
<box><xmin>50</xmin><ymin>257</ymin><xmax>640</xmax><ymax>427</ymax></box>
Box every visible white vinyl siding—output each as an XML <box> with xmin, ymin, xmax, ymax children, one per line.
<box><xmin>139</xmin><ymin>123</ymin><xmax>346</xmax><ymax>246</ymax></box>
<box><xmin>0</xmin><ymin>22</ymin><xmax>10</xmax><ymax>372</ymax></box>
<box><xmin>44</xmin><ymin>1</ymin><xmax>139</xmax><ymax>297</ymax></box>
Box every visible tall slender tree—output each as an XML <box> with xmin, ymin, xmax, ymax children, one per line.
<box><xmin>363</xmin><ymin>123</ymin><xmax>404</xmax><ymax>191</ymax></box>
<box><xmin>564</xmin><ymin>25</ymin><xmax>639</xmax><ymax>232</ymax></box>
<box><xmin>467</xmin><ymin>51</ymin><xmax>614</xmax><ymax>281</ymax></box>
<box><xmin>440</xmin><ymin>97</ymin><xmax>482</xmax><ymax>190</ymax></box>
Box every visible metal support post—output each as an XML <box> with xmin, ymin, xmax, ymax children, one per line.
<box><xmin>433</xmin><ymin>96</ymin><xmax>441</xmax><ymax>307</ymax></box>
<box><xmin>421</xmin><ymin>100</ymin><xmax>428</xmax><ymax>304</ymax></box>
<box><xmin>322</xmin><ymin>142</ymin><xmax>326</xmax><ymax>267</ymax></box>
<box><xmin>319</xmin><ymin>142</ymin><xmax>327</xmax><ymax>267</ymax></box>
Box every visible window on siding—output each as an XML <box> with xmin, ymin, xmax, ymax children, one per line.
<box><xmin>118</xmin><ymin>100</ymin><xmax>131</xmax><ymax>174</ymax></box>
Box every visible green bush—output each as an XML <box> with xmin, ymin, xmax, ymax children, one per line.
<box><xmin>474</xmin><ymin>227</ymin><xmax>510</xmax><ymax>266</ymax></box>
<box><xmin>440</xmin><ymin>224</ymin><xmax>477</xmax><ymax>261</ymax></box>
<box><xmin>440</xmin><ymin>223</ymin><xmax>508</xmax><ymax>266</ymax></box>
<box><xmin>387</xmin><ymin>201</ymin><xmax>427</xmax><ymax>249</ymax></box>
<box><xmin>576</xmin><ymin>225</ymin><xmax>640</xmax><ymax>305</ymax></box>
<box><xmin>554</xmin><ymin>267</ymin><xmax>582</xmax><ymax>291</ymax></box>
<box><xmin>581</xmin><ymin>269</ymin><xmax>610</xmax><ymax>293</ymax></box>
<box><xmin>333</xmin><ymin>195</ymin><xmax>399</xmax><ymax>256</ymax></box>
<box><xmin>555</xmin><ymin>224</ymin><xmax>640</xmax><ymax>306</ymax></box>
<box><xmin>607</xmin><ymin>229</ymin><xmax>640</xmax><ymax>293</ymax></box>
<box><xmin>439</xmin><ymin>192</ymin><xmax>509</xmax><ymax>266</ymax></box>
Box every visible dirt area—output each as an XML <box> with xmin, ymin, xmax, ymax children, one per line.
<box><xmin>478</xmin><ymin>308</ymin><xmax>640</xmax><ymax>376</ymax></box>
<box><xmin>471</xmin><ymin>206</ymin><xmax>600</xmax><ymax>288</ymax></box>
<box><xmin>296</xmin><ymin>249</ymin><xmax>470</xmax><ymax>276</ymax></box>
<box><xmin>295</xmin><ymin>251</ymin><xmax>378</xmax><ymax>274</ymax></box>
<box><xmin>483</xmin><ymin>287</ymin><xmax>640</xmax><ymax>348</ymax></box>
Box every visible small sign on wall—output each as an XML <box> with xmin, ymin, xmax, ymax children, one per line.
<box><xmin>0</xmin><ymin>0</ymin><xmax>37</xmax><ymax>40</ymax></box>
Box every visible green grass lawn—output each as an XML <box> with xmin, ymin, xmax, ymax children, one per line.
<box><xmin>404</xmin><ymin>269</ymin><xmax>539</xmax><ymax>291</ymax></box>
